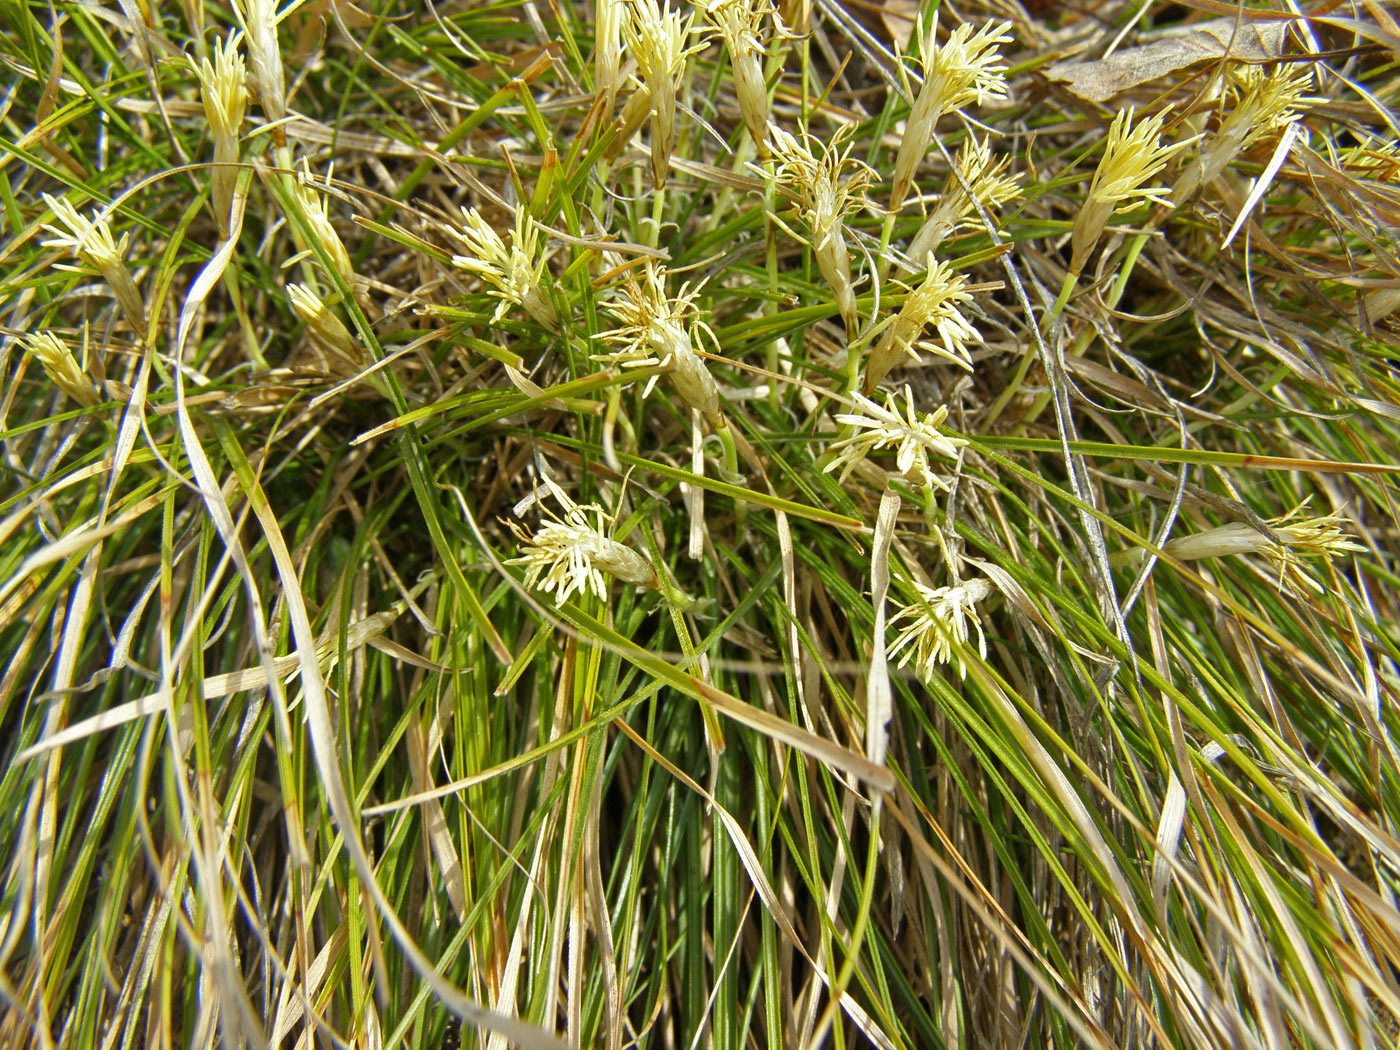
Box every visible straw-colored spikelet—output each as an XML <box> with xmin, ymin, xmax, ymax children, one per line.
<box><xmin>863</xmin><ymin>254</ymin><xmax>977</xmax><ymax>393</ymax></box>
<box><xmin>888</xmin><ymin>577</ymin><xmax>992</xmax><ymax>680</ymax></box>
<box><xmin>232</xmin><ymin>0</ymin><xmax>286</xmax><ymax>122</ymax></box>
<box><xmin>24</xmin><ymin>332</ymin><xmax>99</xmax><ymax>406</ymax></box>
<box><xmin>700</xmin><ymin>0</ymin><xmax>777</xmax><ymax>148</ymax></box>
<box><xmin>824</xmin><ymin>386</ymin><xmax>967</xmax><ymax>489</ymax></box>
<box><xmin>766</xmin><ymin>123</ymin><xmax>875</xmax><ymax>336</ymax></box>
<box><xmin>623</xmin><ymin>0</ymin><xmax>702</xmax><ymax>187</ymax></box>
<box><xmin>596</xmin><ymin>0</ymin><xmax>625</xmax><ymax>114</ymax></box>
<box><xmin>1175</xmin><ymin>64</ymin><xmax>1312</xmax><ymax>203</ymax></box>
<box><xmin>290</xmin><ymin>167</ymin><xmax>354</xmax><ymax>287</ymax></box>
<box><xmin>287</xmin><ymin>283</ymin><xmax>360</xmax><ymax>368</ymax></box>
<box><xmin>1070</xmin><ymin>108</ymin><xmax>1186</xmax><ymax>276</ymax></box>
<box><xmin>191</xmin><ymin>33</ymin><xmax>247</xmax><ymax>235</ymax></box>
<box><xmin>40</xmin><ymin>194</ymin><xmax>146</xmax><ymax>331</ymax></box>
<box><xmin>907</xmin><ymin>135</ymin><xmax>1021</xmax><ymax>261</ymax></box>
<box><xmin>889</xmin><ymin>19</ymin><xmax>1012</xmax><ymax>214</ymax></box>
<box><xmin>1160</xmin><ymin>508</ymin><xmax>1362</xmax><ymax>593</ymax></box>
<box><xmin>507</xmin><ymin>494</ymin><xmax>659</xmax><ymax>605</ymax></box>
<box><xmin>593</xmin><ymin>263</ymin><xmax>724</xmax><ymax>429</ymax></box>
<box><xmin>450</xmin><ymin>207</ymin><xmax>557</xmax><ymax>330</ymax></box>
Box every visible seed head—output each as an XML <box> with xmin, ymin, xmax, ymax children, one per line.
<box><xmin>623</xmin><ymin>0</ymin><xmax>703</xmax><ymax>186</ymax></box>
<box><xmin>232</xmin><ymin>0</ymin><xmax>286</xmax><ymax>122</ymax></box>
<box><xmin>824</xmin><ymin>386</ymin><xmax>967</xmax><ymax>489</ymax></box>
<box><xmin>890</xmin><ymin>19</ymin><xmax>1012</xmax><ymax>212</ymax></box>
<box><xmin>192</xmin><ymin>34</ymin><xmax>248</xmax><ymax>234</ymax></box>
<box><xmin>863</xmin><ymin>255</ymin><xmax>978</xmax><ymax>393</ymax></box>
<box><xmin>287</xmin><ymin>282</ymin><xmax>360</xmax><ymax>368</ymax></box>
<box><xmin>40</xmin><ymin>194</ymin><xmax>146</xmax><ymax>330</ymax></box>
<box><xmin>507</xmin><ymin>493</ymin><xmax>658</xmax><ymax>605</ymax></box>
<box><xmin>451</xmin><ymin>207</ymin><xmax>557</xmax><ymax>329</ymax></box>
<box><xmin>1071</xmin><ymin>108</ymin><xmax>1186</xmax><ymax>274</ymax></box>
<box><xmin>888</xmin><ymin>577</ymin><xmax>992</xmax><ymax>680</ymax></box>
<box><xmin>766</xmin><ymin>124</ymin><xmax>874</xmax><ymax>334</ymax></box>
<box><xmin>594</xmin><ymin>263</ymin><xmax>724</xmax><ymax>428</ymax></box>
<box><xmin>24</xmin><ymin>332</ymin><xmax>99</xmax><ymax>407</ymax></box>
<box><xmin>908</xmin><ymin>135</ymin><xmax>1022</xmax><ymax>260</ymax></box>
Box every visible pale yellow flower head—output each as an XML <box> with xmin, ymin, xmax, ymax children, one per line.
<box><xmin>451</xmin><ymin>207</ymin><xmax>556</xmax><ymax>329</ymax></box>
<box><xmin>506</xmin><ymin>491</ymin><xmax>658</xmax><ymax>605</ymax></box>
<box><xmin>593</xmin><ymin>263</ymin><xmax>723</xmax><ymax>428</ymax></box>
<box><xmin>888</xmin><ymin>577</ymin><xmax>992</xmax><ymax>680</ymax></box>
<box><xmin>40</xmin><ymin>194</ymin><xmax>146</xmax><ymax>329</ymax></box>
<box><xmin>864</xmin><ymin>255</ymin><xmax>978</xmax><ymax>393</ymax></box>
<box><xmin>1070</xmin><ymin>108</ymin><xmax>1187</xmax><ymax>273</ymax></box>
<box><xmin>908</xmin><ymin>136</ymin><xmax>1022</xmax><ymax>260</ymax></box>
<box><xmin>824</xmin><ymin>386</ymin><xmax>967</xmax><ymax>489</ymax></box>
<box><xmin>232</xmin><ymin>0</ymin><xmax>286</xmax><ymax>121</ymax></box>
<box><xmin>287</xmin><ymin>282</ymin><xmax>360</xmax><ymax>367</ymax></box>
<box><xmin>765</xmin><ymin>123</ymin><xmax>874</xmax><ymax>333</ymax></box>
<box><xmin>890</xmin><ymin>19</ymin><xmax>1013</xmax><ymax>212</ymax></box>
<box><xmin>192</xmin><ymin>33</ymin><xmax>248</xmax><ymax>141</ymax></box>
<box><xmin>24</xmin><ymin>332</ymin><xmax>99</xmax><ymax>406</ymax></box>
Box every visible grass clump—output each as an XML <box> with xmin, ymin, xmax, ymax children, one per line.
<box><xmin>3</xmin><ymin>1</ymin><xmax>1400</xmax><ymax>1049</ymax></box>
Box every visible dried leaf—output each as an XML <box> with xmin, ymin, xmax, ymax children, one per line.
<box><xmin>1047</xmin><ymin>19</ymin><xmax>1287</xmax><ymax>103</ymax></box>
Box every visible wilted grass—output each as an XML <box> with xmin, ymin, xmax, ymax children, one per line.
<box><xmin>3</xmin><ymin>1</ymin><xmax>1400</xmax><ymax>1049</ymax></box>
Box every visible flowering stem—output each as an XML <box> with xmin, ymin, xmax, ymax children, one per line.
<box><xmin>982</xmin><ymin>269</ymin><xmax>1077</xmax><ymax>427</ymax></box>
<box><xmin>1014</xmin><ymin>231</ymin><xmax>1151</xmax><ymax>432</ymax></box>
<box><xmin>717</xmin><ymin>424</ymin><xmax>746</xmax><ymax>528</ymax></box>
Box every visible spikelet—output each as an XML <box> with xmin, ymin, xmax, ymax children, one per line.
<box><xmin>191</xmin><ymin>33</ymin><xmax>248</xmax><ymax>235</ymax></box>
<box><xmin>1162</xmin><ymin>506</ymin><xmax>1362</xmax><ymax>593</ymax></box>
<box><xmin>889</xmin><ymin>19</ymin><xmax>1012</xmax><ymax>213</ymax></box>
<box><xmin>1070</xmin><ymin>108</ymin><xmax>1186</xmax><ymax>276</ymax></box>
<box><xmin>290</xmin><ymin>166</ymin><xmax>354</xmax><ymax>287</ymax></box>
<box><xmin>766</xmin><ymin>123</ymin><xmax>875</xmax><ymax>337</ymax></box>
<box><xmin>232</xmin><ymin>0</ymin><xmax>286</xmax><ymax>122</ymax></box>
<box><xmin>863</xmin><ymin>254</ymin><xmax>977</xmax><ymax>393</ymax></box>
<box><xmin>1175</xmin><ymin>64</ymin><xmax>1312</xmax><ymax>203</ymax></box>
<box><xmin>41</xmin><ymin>194</ymin><xmax>146</xmax><ymax>331</ymax></box>
<box><xmin>287</xmin><ymin>283</ymin><xmax>360</xmax><ymax>369</ymax></box>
